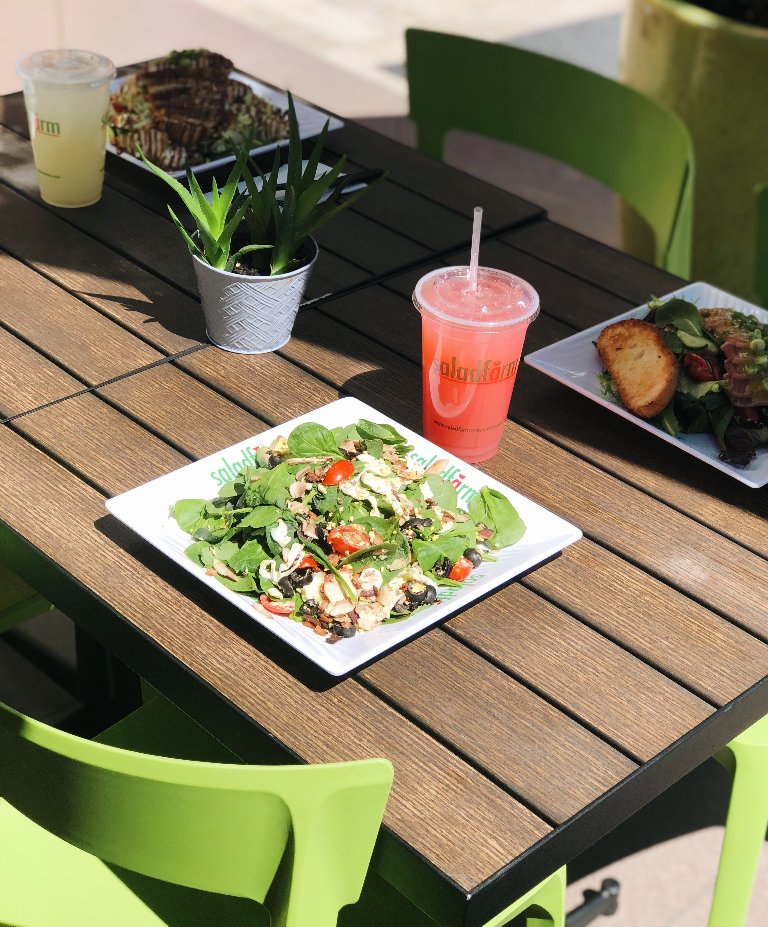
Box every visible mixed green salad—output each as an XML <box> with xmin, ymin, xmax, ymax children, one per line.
<box><xmin>599</xmin><ymin>296</ymin><xmax>768</xmax><ymax>466</ymax></box>
<box><xmin>172</xmin><ymin>420</ymin><xmax>526</xmax><ymax>643</ymax></box>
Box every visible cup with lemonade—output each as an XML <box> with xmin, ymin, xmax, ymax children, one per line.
<box><xmin>17</xmin><ymin>49</ymin><xmax>115</xmax><ymax>208</ymax></box>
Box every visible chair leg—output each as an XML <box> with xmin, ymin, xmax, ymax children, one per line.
<box><xmin>708</xmin><ymin>750</ymin><xmax>768</xmax><ymax>927</ymax></box>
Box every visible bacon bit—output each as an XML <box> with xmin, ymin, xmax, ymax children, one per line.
<box><xmin>302</xmin><ymin>617</ymin><xmax>319</xmax><ymax>629</ymax></box>
<box><xmin>312</xmin><ymin>624</ymin><xmax>328</xmax><ymax>636</ymax></box>
<box><xmin>327</xmin><ymin>633</ymin><xmax>342</xmax><ymax>644</ymax></box>
<box><xmin>478</xmin><ymin>526</ymin><xmax>494</xmax><ymax>540</ymax></box>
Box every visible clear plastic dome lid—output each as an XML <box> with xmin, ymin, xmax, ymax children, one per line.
<box><xmin>413</xmin><ymin>266</ymin><xmax>539</xmax><ymax>330</ymax></box>
<box><xmin>17</xmin><ymin>49</ymin><xmax>115</xmax><ymax>86</ymax></box>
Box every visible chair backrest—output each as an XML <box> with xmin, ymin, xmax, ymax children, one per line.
<box><xmin>405</xmin><ymin>29</ymin><xmax>694</xmax><ymax>277</ymax></box>
<box><xmin>0</xmin><ymin>699</ymin><xmax>393</xmax><ymax>927</ymax></box>
<box><xmin>755</xmin><ymin>182</ymin><xmax>768</xmax><ymax>308</ymax></box>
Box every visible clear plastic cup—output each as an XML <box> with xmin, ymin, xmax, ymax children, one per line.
<box><xmin>413</xmin><ymin>266</ymin><xmax>539</xmax><ymax>463</ymax></box>
<box><xmin>17</xmin><ymin>49</ymin><xmax>115</xmax><ymax>208</ymax></box>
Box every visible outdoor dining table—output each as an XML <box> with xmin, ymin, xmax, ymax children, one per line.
<box><xmin>1</xmin><ymin>71</ymin><xmax>768</xmax><ymax>927</ymax></box>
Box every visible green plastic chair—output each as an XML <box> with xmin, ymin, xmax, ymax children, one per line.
<box><xmin>405</xmin><ymin>29</ymin><xmax>694</xmax><ymax>278</ymax></box>
<box><xmin>345</xmin><ymin>864</ymin><xmax>566</xmax><ymax>927</ymax></box>
<box><xmin>0</xmin><ymin>563</ymin><xmax>53</xmax><ymax>634</ymax></box>
<box><xmin>707</xmin><ymin>714</ymin><xmax>768</xmax><ymax>927</ymax></box>
<box><xmin>755</xmin><ymin>183</ymin><xmax>768</xmax><ymax>308</ymax></box>
<box><xmin>0</xmin><ymin>693</ymin><xmax>393</xmax><ymax>927</ymax></box>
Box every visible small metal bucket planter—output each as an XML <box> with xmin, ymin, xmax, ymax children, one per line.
<box><xmin>191</xmin><ymin>238</ymin><xmax>318</xmax><ymax>354</ymax></box>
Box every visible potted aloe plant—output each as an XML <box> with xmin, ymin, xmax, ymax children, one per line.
<box><xmin>141</xmin><ymin>94</ymin><xmax>373</xmax><ymax>353</ymax></box>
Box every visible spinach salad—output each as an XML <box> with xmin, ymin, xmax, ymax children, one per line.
<box><xmin>172</xmin><ymin>420</ymin><xmax>526</xmax><ymax>643</ymax></box>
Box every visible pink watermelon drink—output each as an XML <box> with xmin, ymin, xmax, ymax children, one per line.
<box><xmin>413</xmin><ymin>266</ymin><xmax>539</xmax><ymax>462</ymax></box>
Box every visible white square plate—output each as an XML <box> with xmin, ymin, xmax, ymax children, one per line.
<box><xmin>524</xmin><ymin>282</ymin><xmax>768</xmax><ymax>489</ymax></box>
<box><xmin>105</xmin><ymin>397</ymin><xmax>582</xmax><ymax>676</ymax></box>
<box><xmin>107</xmin><ymin>71</ymin><xmax>343</xmax><ymax>178</ymax></box>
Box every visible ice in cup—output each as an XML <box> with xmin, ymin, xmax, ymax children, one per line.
<box><xmin>413</xmin><ymin>266</ymin><xmax>539</xmax><ymax>463</ymax></box>
<box><xmin>17</xmin><ymin>49</ymin><xmax>115</xmax><ymax>208</ymax></box>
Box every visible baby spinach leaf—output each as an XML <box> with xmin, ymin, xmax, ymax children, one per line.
<box><xmin>259</xmin><ymin>463</ymin><xmax>295</xmax><ymax>506</ymax></box>
<box><xmin>210</xmin><ymin>540</ymin><xmax>241</xmax><ymax>563</ymax></box>
<box><xmin>288</xmin><ymin>422</ymin><xmax>340</xmax><ymax>458</ymax></box>
<box><xmin>171</xmin><ymin>499</ymin><xmax>208</xmax><ymax>534</ymax></box>
<box><xmin>332</xmin><ymin>423</ymin><xmax>360</xmax><ymax>444</ymax></box>
<box><xmin>227</xmin><ymin>539</ymin><xmax>269</xmax><ymax>575</ymax></box>
<box><xmin>412</xmin><ymin>533</ymin><xmax>471</xmax><ymax>572</ymax></box>
<box><xmin>238</xmin><ymin>505</ymin><xmax>282</xmax><ymax>530</ymax></box>
<box><xmin>184</xmin><ymin>540</ymin><xmax>211</xmax><ymax>566</ymax></box>
<box><xmin>364</xmin><ymin>438</ymin><xmax>384</xmax><ymax>458</ymax></box>
<box><xmin>654</xmin><ymin>298</ymin><xmax>718</xmax><ymax>351</ymax></box>
<box><xmin>425</xmin><ymin>474</ymin><xmax>458</xmax><ymax>511</ymax></box>
<box><xmin>356</xmin><ymin>419</ymin><xmax>411</xmax><ymax>451</ymax></box>
<box><xmin>214</xmin><ymin>574</ymin><xmax>258</xmax><ymax>593</ymax></box>
<box><xmin>469</xmin><ymin>487</ymin><xmax>526</xmax><ymax>549</ymax></box>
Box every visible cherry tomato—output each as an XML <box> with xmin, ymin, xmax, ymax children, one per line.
<box><xmin>448</xmin><ymin>556</ymin><xmax>473</xmax><ymax>582</ymax></box>
<box><xmin>682</xmin><ymin>352</ymin><xmax>722</xmax><ymax>382</ymax></box>
<box><xmin>259</xmin><ymin>594</ymin><xmax>295</xmax><ymax>616</ymax></box>
<box><xmin>323</xmin><ymin>459</ymin><xmax>355</xmax><ymax>485</ymax></box>
<box><xmin>327</xmin><ymin>525</ymin><xmax>370</xmax><ymax>556</ymax></box>
<box><xmin>298</xmin><ymin>555</ymin><xmax>321</xmax><ymax>571</ymax></box>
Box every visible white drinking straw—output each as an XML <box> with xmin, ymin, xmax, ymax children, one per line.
<box><xmin>469</xmin><ymin>206</ymin><xmax>483</xmax><ymax>292</ymax></box>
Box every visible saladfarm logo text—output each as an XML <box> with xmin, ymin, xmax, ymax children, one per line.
<box><xmin>209</xmin><ymin>445</ymin><xmax>478</xmax><ymax>505</ymax></box>
<box><xmin>34</xmin><ymin>115</ymin><xmax>61</xmax><ymax>137</ymax></box>
<box><xmin>431</xmin><ymin>355</ymin><xmax>519</xmax><ymax>385</ymax></box>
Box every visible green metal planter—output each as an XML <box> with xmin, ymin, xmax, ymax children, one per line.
<box><xmin>621</xmin><ymin>0</ymin><xmax>768</xmax><ymax>301</ymax></box>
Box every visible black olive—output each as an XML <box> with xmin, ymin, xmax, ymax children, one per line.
<box><xmin>330</xmin><ymin>623</ymin><xmax>356</xmax><ymax>638</ymax></box>
<box><xmin>401</xmin><ymin>516</ymin><xmax>434</xmax><ymax>540</ymax></box>
<box><xmin>432</xmin><ymin>557</ymin><xmax>452</xmax><ymax>578</ymax></box>
<box><xmin>404</xmin><ymin>581</ymin><xmax>436</xmax><ymax>606</ymax></box>
<box><xmin>290</xmin><ymin>568</ymin><xmax>314</xmax><ymax>588</ymax></box>
<box><xmin>266</xmin><ymin>453</ymin><xmax>283</xmax><ymax>468</ymax></box>
<box><xmin>277</xmin><ymin>576</ymin><xmax>295</xmax><ymax>597</ymax></box>
<box><xmin>463</xmin><ymin>548</ymin><xmax>482</xmax><ymax>568</ymax></box>
<box><xmin>423</xmin><ymin>585</ymin><xmax>437</xmax><ymax>604</ymax></box>
<box><xmin>299</xmin><ymin>600</ymin><xmax>319</xmax><ymax>618</ymax></box>
<box><xmin>313</xmin><ymin>522</ymin><xmax>332</xmax><ymax>552</ymax></box>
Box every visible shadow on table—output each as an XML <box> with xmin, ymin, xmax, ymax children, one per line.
<box><xmin>95</xmin><ymin>515</ymin><xmax>336</xmax><ymax>693</ymax></box>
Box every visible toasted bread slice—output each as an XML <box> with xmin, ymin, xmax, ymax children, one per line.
<box><xmin>596</xmin><ymin>319</ymin><xmax>678</xmax><ymax>419</ymax></box>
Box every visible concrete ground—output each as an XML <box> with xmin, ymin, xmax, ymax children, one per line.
<box><xmin>2</xmin><ymin>2</ymin><xmax>767</xmax><ymax>924</ymax></box>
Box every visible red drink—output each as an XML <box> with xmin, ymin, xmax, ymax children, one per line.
<box><xmin>413</xmin><ymin>266</ymin><xmax>539</xmax><ymax>462</ymax></box>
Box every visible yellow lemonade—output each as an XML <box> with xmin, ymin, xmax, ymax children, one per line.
<box><xmin>17</xmin><ymin>50</ymin><xmax>114</xmax><ymax>208</ymax></box>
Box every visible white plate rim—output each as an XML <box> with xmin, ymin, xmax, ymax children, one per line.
<box><xmin>523</xmin><ymin>281</ymin><xmax>768</xmax><ymax>489</ymax></box>
<box><xmin>107</xmin><ymin>70</ymin><xmax>344</xmax><ymax>178</ymax></box>
<box><xmin>105</xmin><ymin>397</ymin><xmax>582</xmax><ymax>676</ymax></box>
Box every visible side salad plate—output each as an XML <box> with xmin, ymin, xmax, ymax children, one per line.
<box><xmin>524</xmin><ymin>282</ymin><xmax>768</xmax><ymax>489</ymax></box>
<box><xmin>106</xmin><ymin>398</ymin><xmax>581</xmax><ymax>676</ymax></box>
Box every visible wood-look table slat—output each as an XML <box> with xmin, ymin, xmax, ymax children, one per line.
<box><xmin>2</xmin><ymin>75</ymin><xmax>768</xmax><ymax>927</ymax></box>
